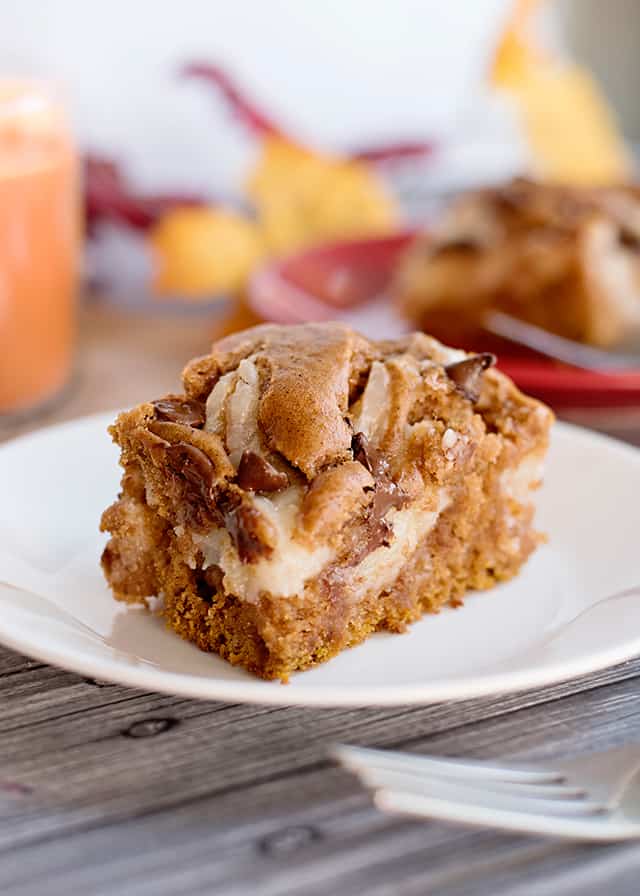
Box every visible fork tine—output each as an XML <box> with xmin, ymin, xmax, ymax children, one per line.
<box><xmin>357</xmin><ymin>767</ymin><xmax>607</xmax><ymax>817</ymax></box>
<box><xmin>374</xmin><ymin>790</ymin><xmax>640</xmax><ymax>842</ymax></box>
<box><xmin>338</xmin><ymin>749</ymin><xmax>587</xmax><ymax>799</ymax></box>
<box><xmin>332</xmin><ymin>745</ymin><xmax>564</xmax><ymax>784</ymax></box>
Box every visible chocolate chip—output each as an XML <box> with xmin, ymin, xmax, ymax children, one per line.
<box><xmin>165</xmin><ymin>441</ymin><xmax>216</xmax><ymax>507</ymax></box>
<box><xmin>138</xmin><ymin>428</ymin><xmax>172</xmax><ymax>463</ymax></box>
<box><xmin>345</xmin><ymin>513</ymin><xmax>393</xmax><ymax>568</ymax></box>
<box><xmin>152</xmin><ymin>397</ymin><xmax>206</xmax><ymax>428</ymax></box>
<box><xmin>225</xmin><ymin>503</ymin><xmax>274</xmax><ymax>564</ymax></box>
<box><xmin>444</xmin><ymin>353</ymin><xmax>496</xmax><ymax>403</ymax></box>
<box><xmin>373</xmin><ymin>479</ymin><xmax>410</xmax><ymax>519</ymax></box>
<box><xmin>352</xmin><ymin>431</ymin><xmax>409</xmax><ymax>545</ymax></box>
<box><xmin>367</xmin><ymin>516</ymin><xmax>393</xmax><ymax>552</ymax></box>
<box><xmin>352</xmin><ymin>431</ymin><xmax>386</xmax><ymax>477</ymax></box>
<box><xmin>352</xmin><ymin>431</ymin><xmax>373</xmax><ymax>472</ymax></box>
<box><xmin>237</xmin><ymin>450</ymin><xmax>289</xmax><ymax>493</ymax></box>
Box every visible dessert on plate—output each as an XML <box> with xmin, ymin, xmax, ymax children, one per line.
<box><xmin>100</xmin><ymin>322</ymin><xmax>553</xmax><ymax>681</ymax></box>
<box><xmin>395</xmin><ymin>177</ymin><xmax>640</xmax><ymax>348</ymax></box>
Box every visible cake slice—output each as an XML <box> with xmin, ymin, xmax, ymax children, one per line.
<box><xmin>395</xmin><ymin>177</ymin><xmax>640</xmax><ymax>348</ymax></box>
<box><xmin>100</xmin><ymin>322</ymin><xmax>553</xmax><ymax>680</ymax></box>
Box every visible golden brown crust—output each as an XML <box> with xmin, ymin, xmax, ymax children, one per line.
<box><xmin>300</xmin><ymin>461</ymin><xmax>374</xmax><ymax>544</ymax></box>
<box><xmin>100</xmin><ymin>321</ymin><xmax>553</xmax><ymax>680</ymax></box>
<box><xmin>395</xmin><ymin>177</ymin><xmax>640</xmax><ymax>348</ymax></box>
<box><xmin>255</xmin><ymin>323</ymin><xmax>362</xmax><ymax>478</ymax></box>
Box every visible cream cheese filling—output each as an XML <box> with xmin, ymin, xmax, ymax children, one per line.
<box><xmin>500</xmin><ymin>453</ymin><xmax>545</xmax><ymax>504</ymax></box>
<box><xmin>193</xmin><ymin>487</ymin><xmax>449</xmax><ymax>602</ymax></box>
<box><xmin>193</xmin><ymin>486</ymin><xmax>332</xmax><ymax>602</ymax></box>
<box><xmin>343</xmin><ymin>491</ymin><xmax>450</xmax><ymax>598</ymax></box>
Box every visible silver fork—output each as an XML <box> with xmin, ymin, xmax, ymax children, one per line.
<box><xmin>483</xmin><ymin>310</ymin><xmax>640</xmax><ymax>371</ymax></box>
<box><xmin>332</xmin><ymin>743</ymin><xmax>640</xmax><ymax>841</ymax></box>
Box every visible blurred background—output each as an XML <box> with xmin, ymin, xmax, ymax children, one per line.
<box><xmin>0</xmin><ymin>1</ymin><xmax>513</xmax><ymax>189</ymax></box>
<box><xmin>2</xmin><ymin>0</ymin><xmax>640</xmax><ymax>436</ymax></box>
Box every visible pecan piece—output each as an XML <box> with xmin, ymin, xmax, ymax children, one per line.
<box><xmin>444</xmin><ymin>353</ymin><xmax>496</xmax><ymax>403</ymax></box>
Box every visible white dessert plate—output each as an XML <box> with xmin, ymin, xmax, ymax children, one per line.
<box><xmin>0</xmin><ymin>412</ymin><xmax>639</xmax><ymax>707</ymax></box>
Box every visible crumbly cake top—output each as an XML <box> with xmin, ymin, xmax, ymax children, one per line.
<box><xmin>109</xmin><ymin>322</ymin><xmax>551</xmax><ymax>580</ymax></box>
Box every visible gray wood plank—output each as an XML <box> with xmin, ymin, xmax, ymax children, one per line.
<box><xmin>0</xmin><ymin>652</ymin><xmax>45</xmax><ymax>678</ymax></box>
<box><xmin>0</xmin><ymin>653</ymin><xmax>639</xmax><ymax>843</ymax></box>
<box><xmin>2</xmin><ymin>648</ymin><xmax>640</xmax><ymax>894</ymax></box>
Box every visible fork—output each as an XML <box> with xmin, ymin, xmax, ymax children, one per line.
<box><xmin>332</xmin><ymin>743</ymin><xmax>640</xmax><ymax>841</ymax></box>
<box><xmin>483</xmin><ymin>310</ymin><xmax>640</xmax><ymax>371</ymax></box>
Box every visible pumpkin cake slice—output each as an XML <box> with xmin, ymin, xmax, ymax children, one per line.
<box><xmin>395</xmin><ymin>177</ymin><xmax>640</xmax><ymax>348</ymax></box>
<box><xmin>100</xmin><ymin>322</ymin><xmax>553</xmax><ymax>681</ymax></box>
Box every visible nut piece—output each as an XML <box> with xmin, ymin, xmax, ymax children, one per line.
<box><xmin>350</xmin><ymin>361</ymin><xmax>391</xmax><ymax>444</ymax></box>
<box><xmin>152</xmin><ymin>397</ymin><xmax>206</xmax><ymax>428</ymax></box>
<box><xmin>444</xmin><ymin>353</ymin><xmax>496</xmax><ymax>403</ymax></box>
<box><xmin>236</xmin><ymin>450</ymin><xmax>289</xmax><ymax>493</ymax></box>
<box><xmin>225</xmin><ymin>359</ymin><xmax>261</xmax><ymax>465</ymax></box>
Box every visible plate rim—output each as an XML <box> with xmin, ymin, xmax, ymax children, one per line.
<box><xmin>1</xmin><ymin>413</ymin><xmax>639</xmax><ymax>707</ymax></box>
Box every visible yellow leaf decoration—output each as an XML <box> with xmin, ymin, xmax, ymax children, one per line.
<box><xmin>149</xmin><ymin>207</ymin><xmax>264</xmax><ymax>299</ymax></box>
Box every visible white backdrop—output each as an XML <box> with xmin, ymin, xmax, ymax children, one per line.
<box><xmin>0</xmin><ymin>0</ymin><xmax>511</xmax><ymax>193</ymax></box>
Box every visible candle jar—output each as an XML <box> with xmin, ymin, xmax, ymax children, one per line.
<box><xmin>0</xmin><ymin>81</ymin><xmax>80</xmax><ymax>421</ymax></box>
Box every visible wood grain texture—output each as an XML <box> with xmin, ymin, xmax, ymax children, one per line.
<box><xmin>1</xmin><ymin>651</ymin><xmax>640</xmax><ymax>894</ymax></box>
<box><xmin>3</xmin><ymin>300</ymin><xmax>640</xmax><ymax>894</ymax></box>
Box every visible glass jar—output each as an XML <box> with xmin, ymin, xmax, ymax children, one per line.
<box><xmin>0</xmin><ymin>80</ymin><xmax>80</xmax><ymax>420</ymax></box>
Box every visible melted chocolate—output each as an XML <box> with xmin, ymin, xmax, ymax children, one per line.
<box><xmin>351</xmin><ymin>431</ymin><xmax>387</xmax><ymax>477</ymax></box>
<box><xmin>444</xmin><ymin>353</ymin><xmax>496</xmax><ymax>403</ymax></box>
<box><xmin>164</xmin><ymin>441</ymin><xmax>217</xmax><ymax>511</ymax></box>
<box><xmin>372</xmin><ymin>479</ymin><xmax>410</xmax><ymax>519</ymax></box>
<box><xmin>351</xmin><ymin>431</ymin><xmax>410</xmax><ymax>558</ymax></box>
<box><xmin>225</xmin><ymin>503</ymin><xmax>274</xmax><ymax>564</ymax></box>
<box><xmin>236</xmin><ymin>450</ymin><xmax>289</xmax><ymax>493</ymax></box>
<box><xmin>152</xmin><ymin>397</ymin><xmax>206</xmax><ymax>428</ymax></box>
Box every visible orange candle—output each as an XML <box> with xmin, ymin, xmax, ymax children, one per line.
<box><xmin>0</xmin><ymin>82</ymin><xmax>80</xmax><ymax>417</ymax></box>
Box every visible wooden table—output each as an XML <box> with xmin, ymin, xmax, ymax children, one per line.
<box><xmin>3</xmin><ymin>299</ymin><xmax>640</xmax><ymax>895</ymax></box>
